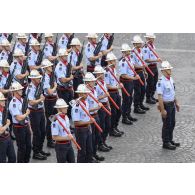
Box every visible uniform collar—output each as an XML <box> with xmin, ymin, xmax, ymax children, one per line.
<box><xmin>80</xmin><ymin>99</ymin><xmax>86</xmax><ymax>106</ymax></box>
<box><xmin>0</xmin><ymin>106</ymin><xmax>4</xmax><ymax>112</ymax></box>
<box><xmin>58</xmin><ymin>113</ymin><xmax>66</xmax><ymax>119</ymax></box>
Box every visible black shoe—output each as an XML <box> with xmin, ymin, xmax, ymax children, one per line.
<box><xmin>171</xmin><ymin>141</ymin><xmax>180</xmax><ymax>147</ymax></box>
<box><xmin>140</xmin><ymin>104</ymin><xmax>150</xmax><ymax>111</ymax></box>
<box><xmin>109</xmin><ymin>130</ymin><xmax>122</xmax><ymax>137</ymax></box>
<box><xmin>114</xmin><ymin>127</ymin><xmax>124</xmax><ymax>135</ymax></box>
<box><xmin>122</xmin><ymin>118</ymin><xmax>133</xmax><ymax>125</ymax></box>
<box><xmin>151</xmin><ymin>96</ymin><xmax>158</xmax><ymax>102</ymax></box>
<box><xmin>163</xmin><ymin>142</ymin><xmax>176</xmax><ymax>150</ymax></box>
<box><xmin>146</xmin><ymin>98</ymin><xmax>156</xmax><ymax>104</ymax></box>
<box><xmin>40</xmin><ymin>151</ymin><xmax>51</xmax><ymax>157</ymax></box>
<box><xmin>47</xmin><ymin>142</ymin><xmax>55</xmax><ymax>148</ymax></box>
<box><xmin>33</xmin><ymin>153</ymin><xmax>47</xmax><ymax>160</ymax></box>
<box><xmin>94</xmin><ymin>154</ymin><xmax>105</xmax><ymax>161</ymax></box>
<box><xmin>103</xmin><ymin>143</ymin><xmax>113</xmax><ymax>150</ymax></box>
<box><xmin>98</xmin><ymin>144</ymin><xmax>110</xmax><ymax>152</ymax></box>
<box><xmin>134</xmin><ymin>107</ymin><xmax>146</xmax><ymax>114</ymax></box>
<box><xmin>89</xmin><ymin>157</ymin><xmax>100</xmax><ymax>163</ymax></box>
<box><xmin>127</xmin><ymin>114</ymin><xmax>138</xmax><ymax>122</ymax></box>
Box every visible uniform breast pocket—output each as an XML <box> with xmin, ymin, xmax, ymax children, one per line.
<box><xmin>165</xmin><ymin>85</ymin><xmax>171</xmax><ymax>94</ymax></box>
<box><xmin>19</xmin><ymin>104</ymin><xmax>22</xmax><ymax>112</ymax></box>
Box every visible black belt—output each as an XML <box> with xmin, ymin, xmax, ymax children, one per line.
<box><xmin>163</xmin><ymin>101</ymin><xmax>175</xmax><ymax>105</ymax></box>
<box><xmin>56</xmin><ymin>140</ymin><xmax>71</xmax><ymax>144</ymax></box>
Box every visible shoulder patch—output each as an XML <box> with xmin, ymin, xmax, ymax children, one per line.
<box><xmin>1</xmin><ymin>52</ymin><xmax>4</xmax><ymax>56</ymax></box>
<box><xmin>13</xmin><ymin>104</ymin><xmax>16</xmax><ymax>108</ymax></box>
<box><xmin>52</xmin><ymin>123</ymin><xmax>56</xmax><ymax>128</ymax></box>
<box><xmin>14</xmin><ymin>61</ymin><xmax>17</xmax><ymax>64</ymax></box>
<box><xmin>144</xmin><ymin>50</ymin><xmax>147</xmax><ymax>53</ymax></box>
<box><xmin>88</xmin><ymin>44</ymin><xmax>90</xmax><ymax>47</ymax></box>
<box><xmin>158</xmin><ymin>82</ymin><xmax>161</xmax><ymax>87</ymax></box>
<box><xmin>131</xmin><ymin>54</ymin><xmax>133</xmax><ymax>58</ymax></box>
<box><xmin>122</xmin><ymin>59</ymin><xmax>125</xmax><ymax>62</ymax></box>
<box><xmin>122</xmin><ymin>63</ymin><xmax>124</xmax><ymax>67</ymax></box>
<box><xmin>75</xmin><ymin>108</ymin><xmax>78</xmax><ymax>113</ymax></box>
<box><xmin>61</xmin><ymin>41</ymin><xmax>64</xmax><ymax>44</ymax></box>
<box><xmin>62</xmin><ymin>37</ymin><xmax>65</xmax><ymax>40</ymax></box>
<box><xmin>13</xmin><ymin>99</ymin><xmax>16</xmax><ymax>102</ymax></box>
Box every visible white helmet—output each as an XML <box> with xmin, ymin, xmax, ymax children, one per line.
<box><xmin>105</xmin><ymin>52</ymin><xmax>117</xmax><ymax>61</ymax></box>
<box><xmin>13</xmin><ymin>49</ymin><xmax>25</xmax><ymax>57</ymax></box>
<box><xmin>70</xmin><ymin>38</ymin><xmax>82</xmax><ymax>46</ymax></box>
<box><xmin>144</xmin><ymin>33</ymin><xmax>156</xmax><ymax>39</ymax></box>
<box><xmin>44</xmin><ymin>33</ymin><xmax>53</xmax><ymax>38</ymax></box>
<box><xmin>83</xmin><ymin>72</ymin><xmax>97</xmax><ymax>82</ymax></box>
<box><xmin>121</xmin><ymin>43</ymin><xmax>132</xmax><ymax>52</ymax></box>
<box><xmin>160</xmin><ymin>61</ymin><xmax>173</xmax><ymax>71</ymax></box>
<box><xmin>93</xmin><ymin>65</ymin><xmax>106</xmax><ymax>74</ymax></box>
<box><xmin>16</xmin><ymin>33</ymin><xmax>27</xmax><ymax>39</ymax></box>
<box><xmin>30</xmin><ymin>39</ymin><xmax>41</xmax><ymax>46</ymax></box>
<box><xmin>10</xmin><ymin>82</ymin><xmax>24</xmax><ymax>91</ymax></box>
<box><xmin>0</xmin><ymin>60</ymin><xmax>10</xmax><ymax>68</ymax></box>
<box><xmin>75</xmin><ymin>84</ymin><xmax>91</xmax><ymax>93</ymax></box>
<box><xmin>28</xmin><ymin>69</ymin><xmax>42</xmax><ymax>79</ymax></box>
<box><xmin>86</xmin><ymin>33</ymin><xmax>98</xmax><ymax>38</ymax></box>
<box><xmin>0</xmin><ymin>92</ymin><xmax>6</xmax><ymax>101</ymax></box>
<box><xmin>131</xmin><ymin>35</ymin><xmax>144</xmax><ymax>44</ymax></box>
<box><xmin>57</xmin><ymin>48</ymin><xmax>69</xmax><ymax>57</ymax></box>
<box><xmin>41</xmin><ymin>59</ymin><xmax>53</xmax><ymax>68</ymax></box>
<box><xmin>54</xmin><ymin>99</ymin><xmax>69</xmax><ymax>108</ymax></box>
<box><xmin>0</xmin><ymin>39</ymin><xmax>11</xmax><ymax>46</ymax></box>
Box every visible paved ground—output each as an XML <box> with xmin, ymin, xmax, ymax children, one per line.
<box><xmin>13</xmin><ymin>33</ymin><xmax>195</xmax><ymax>163</ymax></box>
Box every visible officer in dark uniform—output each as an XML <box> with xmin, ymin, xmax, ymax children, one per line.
<box><xmin>105</xmin><ymin>52</ymin><xmax>125</xmax><ymax>135</ymax></box>
<box><xmin>28</xmin><ymin>70</ymin><xmax>50</xmax><ymax>160</ymax></box>
<box><xmin>93</xmin><ymin>65</ymin><xmax>112</xmax><ymax>152</ymax></box>
<box><xmin>85</xmin><ymin>33</ymin><xmax>103</xmax><ymax>73</ymax></box>
<box><xmin>119</xmin><ymin>44</ymin><xmax>138</xmax><ymax>124</ymax></box>
<box><xmin>143</xmin><ymin>33</ymin><xmax>161</xmax><ymax>104</ymax></box>
<box><xmin>42</xmin><ymin>59</ymin><xmax>58</xmax><ymax>148</ymax></box>
<box><xmin>43</xmin><ymin>33</ymin><xmax>58</xmax><ymax>62</ymax></box>
<box><xmin>0</xmin><ymin>92</ymin><xmax>16</xmax><ymax>163</ymax></box>
<box><xmin>9</xmin><ymin>82</ymin><xmax>31</xmax><ymax>163</ymax></box>
<box><xmin>0</xmin><ymin>60</ymin><xmax>15</xmax><ymax>140</ymax></box>
<box><xmin>157</xmin><ymin>61</ymin><xmax>180</xmax><ymax>150</ymax></box>
<box><xmin>131</xmin><ymin>35</ymin><xmax>149</xmax><ymax>114</ymax></box>
<box><xmin>55</xmin><ymin>48</ymin><xmax>74</xmax><ymax>118</ymax></box>
<box><xmin>28</xmin><ymin>39</ymin><xmax>42</xmax><ymax>71</ymax></box>
<box><xmin>84</xmin><ymin>72</ymin><xmax>105</xmax><ymax>161</ymax></box>
<box><xmin>51</xmin><ymin>98</ymin><xmax>75</xmax><ymax>163</ymax></box>
<box><xmin>71</xmin><ymin>84</ymin><xmax>97</xmax><ymax>163</ymax></box>
<box><xmin>0</xmin><ymin>39</ymin><xmax>11</xmax><ymax>60</ymax></box>
<box><xmin>68</xmin><ymin>38</ymin><xmax>84</xmax><ymax>92</ymax></box>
